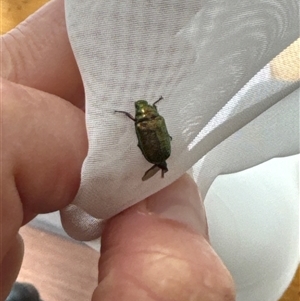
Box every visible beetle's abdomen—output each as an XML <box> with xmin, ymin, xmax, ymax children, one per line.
<box><xmin>136</xmin><ymin>116</ymin><xmax>171</xmax><ymax>164</ymax></box>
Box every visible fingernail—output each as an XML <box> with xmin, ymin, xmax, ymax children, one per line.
<box><xmin>144</xmin><ymin>174</ymin><xmax>208</xmax><ymax>237</ymax></box>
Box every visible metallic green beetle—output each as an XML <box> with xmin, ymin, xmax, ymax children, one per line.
<box><xmin>115</xmin><ymin>96</ymin><xmax>172</xmax><ymax>181</ymax></box>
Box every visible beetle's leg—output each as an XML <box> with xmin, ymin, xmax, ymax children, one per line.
<box><xmin>161</xmin><ymin>168</ymin><xmax>168</xmax><ymax>178</ymax></box>
<box><xmin>142</xmin><ymin>165</ymin><xmax>161</xmax><ymax>181</ymax></box>
<box><xmin>153</xmin><ymin>96</ymin><xmax>163</xmax><ymax>107</ymax></box>
<box><xmin>169</xmin><ymin>135</ymin><xmax>172</xmax><ymax>140</ymax></box>
<box><xmin>142</xmin><ymin>162</ymin><xmax>168</xmax><ymax>181</ymax></box>
<box><xmin>157</xmin><ymin>162</ymin><xmax>168</xmax><ymax>178</ymax></box>
<box><xmin>114</xmin><ymin>110</ymin><xmax>136</xmax><ymax>121</ymax></box>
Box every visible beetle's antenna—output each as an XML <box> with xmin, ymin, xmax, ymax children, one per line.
<box><xmin>153</xmin><ymin>96</ymin><xmax>163</xmax><ymax>106</ymax></box>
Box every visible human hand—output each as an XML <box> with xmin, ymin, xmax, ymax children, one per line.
<box><xmin>1</xmin><ymin>0</ymin><xmax>235</xmax><ymax>300</ymax></box>
<box><xmin>95</xmin><ymin>174</ymin><xmax>236</xmax><ymax>300</ymax></box>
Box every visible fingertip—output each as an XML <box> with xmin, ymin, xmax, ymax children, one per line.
<box><xmin>1</xmin><ymin>0</ymin><xmax>84</xmax><ymax>106</ymax></box>
<box><xmin>94</xmin><ymin>205</ymin><xmax>235</xmax><ymax>301</ymax></box>
<box><xmin>3</xmin><ymin>79</ymin><xmax>88</xmax><ymax>213</ymax></box>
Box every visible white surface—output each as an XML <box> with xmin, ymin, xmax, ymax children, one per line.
<box><xmin>205</xmin><ymin>155</ymin><xmax>299</xmax><ymax>301</ymax></box>
<box><xmin>61</xmin><ymin>0</ymin><xmax>299</xmax><ymax>240</ymax></box>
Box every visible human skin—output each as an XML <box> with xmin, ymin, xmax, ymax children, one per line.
<box><xmin>0</xmin><ymin>0</ymin><xmax>235</xmax><ymax>300</ymax></box>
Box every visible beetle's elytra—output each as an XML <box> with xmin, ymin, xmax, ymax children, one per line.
<box><xmin>115</xmin><ymin>96</ymin><xmax>172</xmax><ymax>181</ymax></box>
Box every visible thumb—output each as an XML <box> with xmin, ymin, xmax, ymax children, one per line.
<box><xmin>93</xmin><ymin>175</ymin><xmax>235</xmax><ymax>301</ymax></box>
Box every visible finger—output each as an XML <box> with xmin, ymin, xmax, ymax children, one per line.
<box><xmin>93</xmin><ymin>175</ymin><xmax>235</xmax><ymax>301</ymax></box>
<box><xmin>1</xmin><ymin>0</ymin><xmax>84</xmax><ymax>107</ymax></box>
<box><xmin>0</xmin><ymin>235</ymin><xmax>24</xmax><ymax>301</ymax></box>
<box><xmin>1</xmin><ymin>79</ymin><xmax>87</xmax><ymax>257</ymax></box>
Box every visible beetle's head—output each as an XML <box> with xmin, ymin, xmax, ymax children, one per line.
<box><xmin>135</xmin><ymin>100</ymin><xmax>158</xmax><ymax>118</ymax></box>
<box><xmin>135</xmin><ymin>100</ymin><xmax>149</xmax><ymax>110</ymax></box>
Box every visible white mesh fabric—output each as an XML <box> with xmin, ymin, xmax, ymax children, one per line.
<box><xmin>61</xmin><ymin>0</ymin><xmax>299</xmax><ymax>238</ymax></box>
<box><xmin>57</xmin><ymin>1</ymin><xmax>299</xmax><ymax>299</ymax></box>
